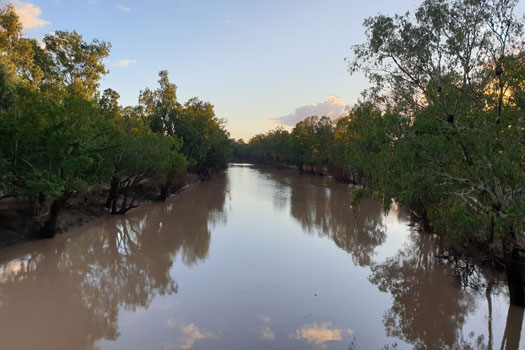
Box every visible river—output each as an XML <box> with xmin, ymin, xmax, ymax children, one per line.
<box><xmin>0</xmin><ymin>164</ymin><xmax>522</xmax><ymax>350</ymax></box>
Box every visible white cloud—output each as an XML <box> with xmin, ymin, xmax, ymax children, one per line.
<box><xmin>272</xmin><ymin>96</ymin><xmax>347</xmax><ymax>126</ymax></box>
<box><xmin>118</xmin><ymin>4</ymin><xmax>131</xmax><ymax>12</ymax></box>
<box><xmin>115</xmin><ymin>59</ymin><xmax>136</xmax><ymax>67</ymax></box>
<box><xmin>13</xmin><ymin>1</ymin><xmax>50</xmax><ymax>30</ymax></box>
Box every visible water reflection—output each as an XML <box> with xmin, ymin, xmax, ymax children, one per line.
<box><xmin>260</xmin><ymin>167</ymin><xmax>525</xmax><ymax>350</ymax></box>
<box><xmin>0</xmin><ymin>173</ymin><xmax>228</xmax><ymax>350</ymax></box>
<box><xmin>0</xmin><ymin>166</ymin><xmax>523</xmax><ymax>350</ymax></box>
<box><xmin>500</xmin><ymin>305</ymin><xmax>524</xmax><ymax>350</ymax></box>
<box><xmin>369</xmin><ymin>231</ymin><xmax>525</xmax><ymax>350</ymax></box>
<box><xmin>291</xmin><ymin>322</ymin><xmax>353</xmax><ymax>347</ymax></box>
<box><xmin>262</xmin><ymin>168</ymin><xmax>387</xmax><ymax>267</ymax></box>
<box><xmin>259</xmin><ymin>316</ymin><xmax>276</xmax><ymax>341</ymax></box>
<box><xmin>368</xmin><ymin>232</ymin><xmax>474</xmax><ymax>349</ymax></box>
<box><xmin>165</xmin><ymin>320</ymin><xmax>214</xmax><ymax>350</ymax></box>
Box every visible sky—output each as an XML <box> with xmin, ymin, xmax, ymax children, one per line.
<box><xmin>8</xmin><ymin>0</ymin><xmax>525</xmax><ymax>140</ymax></box>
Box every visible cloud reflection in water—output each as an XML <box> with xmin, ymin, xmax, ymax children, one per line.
<box><xmin>165</xmin><ymin>319</ymin><xmax>213</xmax><ymax>350</ymax></box>
<box><xmin>291</xmin><ymin>322</ymin><xmax>353</xmax><ymax>348</ymax></box>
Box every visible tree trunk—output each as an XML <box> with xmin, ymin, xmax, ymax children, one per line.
<box><xmin>507</xmin><ymin>247</ymin><xmax>525</xmax><ymax>307</ymax></box>
<box><xmin>421</xmin><ymin>212</ymin><xmax>432</xmax><ymax>232</ymax></box>
<box><xmin>160</xmin><ymin>175</ymin><xmax>173</xmax><ymax>201</ymax></box>
<box><xmin>115</xmin><ymin>186</ymin><xmax>129</xmax><ymax>215</ymax></box>
<box><xmin>115</xmin><ymin>184</ymin><xmax>139</xmax><ymax>214</ymax></box>
<box><xmin>41</xmin><ymin>195</ymin><xmax>68</xmax><ymax>239</ymax></box>
<box><xmin>106</xmin><ymin>176</ymin><xmax>119</xmax><ymax>209</ymax></box>
<box><xmin>413</xmin><ymin>201</ymin><xmax>432</xmax><ymax>232</ymax></box>
<box><xmin>160</xmin><ymin>185</ymin><xmax>169</xmax><ymax>201</ymax></box>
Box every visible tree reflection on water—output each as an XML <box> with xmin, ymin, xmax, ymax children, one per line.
<box><xmin>0</xmin><ymin>173</ymin><xmax>228</xmax><ymax>350</ymax></box>
<box><xmin>261</xmin><ymin>167</ymin><xmax>524</xmax><ymax>350</ymax></box>
<box><xmin>369</xmin><ymin>232</ymin><xmax>475</xmax><ymax>349</ymax></box>
<box><xmin>262</xmin><ymin>168</ymin><xmax>387</xmax><ymax>267</ymax></box>
<box><xmin>0</xmin><ymin>167</ymin><xmax>523</xmax><ymax>350</ymax></box>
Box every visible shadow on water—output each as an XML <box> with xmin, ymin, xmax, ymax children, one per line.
<box><xmin>0</xmin><ymin>172</ymin><xmax>229</xmax><ymax>350</ymax></box>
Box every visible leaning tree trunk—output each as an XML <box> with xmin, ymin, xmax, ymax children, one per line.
<box><xmin>114</xmin><ymin>182</ymin><xmax>140</xmax><ymax>215</ymax></box>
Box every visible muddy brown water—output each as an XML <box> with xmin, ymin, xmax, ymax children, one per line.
<box><xmin>0</xmin><ymin>164</ymin><xmax>522</xmax><ymax>350</ymax></box>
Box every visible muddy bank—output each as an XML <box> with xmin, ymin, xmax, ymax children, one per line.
<box><xmin>0</xmin><ymin>172</ymin><xmax>202</xmax><ymax>248</ymax></box>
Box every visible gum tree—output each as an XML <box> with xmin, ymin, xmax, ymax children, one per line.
<box><xmin>349</xmin><ymin>0</ymin><xmax>525</xmax><ymax>304</ymax></box>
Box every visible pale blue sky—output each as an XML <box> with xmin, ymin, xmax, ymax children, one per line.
<box><xmin>13</xmin><ymin>0</ymin><xmax>525</xmax><ymax>139</ymax></box>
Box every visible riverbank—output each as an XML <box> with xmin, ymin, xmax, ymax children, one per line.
<box><xmin>232</xmin><ymin>157</ymin><xmax>365</xmax><ymax>184</ymax></box>
<box><xmin>0</xmin><ymin>172</ymin><xmax>202</xmax><ymax>248</ymax></box>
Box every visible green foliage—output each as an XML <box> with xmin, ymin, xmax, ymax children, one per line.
<box><xmin>0</xmin><ymin>86</ymin><xmax>106</xmax><ymax>200</ymax></box>
<box><xmin>139</xmin><ymin>70</ymin><xmax>178</xmax><ymax>135</ymax></box>
<box><xmin>238</xmin><ymin>117</ymin><xmax>334</xmax><ymax>174</ymax></box>
<box><xmin>237</xmin><ymin>0</ymin><xmax>525</xmax><ymax>272</ymax></box>
<box><xmin>140</xmin><ymin>72</ymin><xmax>233</xmax><ymax>173</ymax></box>
<box><xmin>43</xmin><ymin>30</ymin><xmax>111</xmax><ymax>99</ymax></box>
<box><xmin>343</xmin><ymin>0</ymin><xmax>525</xmax><ymax>262</ymax></box>
<box><xmin>431</xmin><ymin>199</ymin><xmax>490</xmax><ymax>246</ymax></box>
<box><xmin>0</xmin><ymin>5</ymin><xmax>43</xmax><ymax>86</ymax></box>
<box><xmin>292</xmin><ymin>116</ymin><xmax>333</xmax><ymax>170</ymax></box>
<box><xmin>237</xmin><ymin>127</ymin><xmax>293</xmax><ymax>164</ymax></box>
<box><xmin>0</xmin><ymin>6</ymin><xmax>229</xmax><ymax>236</ymax></box>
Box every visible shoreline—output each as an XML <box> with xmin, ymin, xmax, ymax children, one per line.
<box><xmin>0</xmin><ymin>172</ymin><xmax>202</xmax><ymax>249</ymax></box>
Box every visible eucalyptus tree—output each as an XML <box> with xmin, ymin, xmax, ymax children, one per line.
<box><xmin>0</xmin><ymin>5</ymin><xmax>43</xmax><ymax>86</ymax></box>
<box><xmin>1</xmin><ymin>86</ymin><xmax>109</xmax><ymax>237</ymax></box>
<box><xmin>140</xmin><ymin>71</ymin><xmax>233</xmax><ymax>174</ymax></box>
<box><xmin>139</xmin><ymin>70</ymin><xmax>178</xmax><ymax>135</ymax></box>
<box><xmin>291</xmin><ymin>116</ymin><xmax>334</xmax><ymax>173</ymax></box>
<box><xmin>330</xmin><ymin>103</ymin><xmax>391</xmax><ymax>185</ymax></box>
<box><xmin>99</xmin><ymin>88</ymin><xmax>121</xmax><ymax>117</ymax></box>
<box><xmin>42</xmin><ymin>30</ymin><xmax>111</xmax><ymax>99</ymax></box>
<box><xmin>349</xmin><ymin>0</ymin><xmax>525</xmax><ymax>304</ymax></box>
<box><xmin>264</xmin><ymin>127</ymin><xmax>294</xmax><ymax>163</ymax></box>
<box><xmin>0</xmin><ymin>6</ymin><xmax>112</xmax><ymax>237</ymax></box>
<box><xmin>0</xmin><ymin>2</ymin><xmax>237</xmax><ymax>242</ymax></box>
<box><xmin>103</xmin><ymin>103</ymin><xmax>187</xmax><ymax>214</ymax></box>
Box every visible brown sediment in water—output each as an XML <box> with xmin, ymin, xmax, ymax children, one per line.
<box><xmin>0</xmin><ymin>164</ymin><xmax>520</xmax><ymax>350</ymax></box>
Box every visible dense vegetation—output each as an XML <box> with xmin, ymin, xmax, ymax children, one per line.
<box><xmin>0</xmin><ymin>5</ymin><xmax>232</xmax><ymax>238</ymax></box>
<box><xmin>236</xmin><ymin>0</ymin><xmax>525</xmax><ymax>305</ymax></box>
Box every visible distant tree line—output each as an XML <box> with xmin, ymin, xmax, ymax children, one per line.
<box><xmin>235</xmin><ymin>0</ymin><xmax>525</xmax><ymax>306</ymax></box>
<box><xmin>0</xmin><ymin>5</ymin><xmax>233</xmax><ymax>238</ymax></box>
